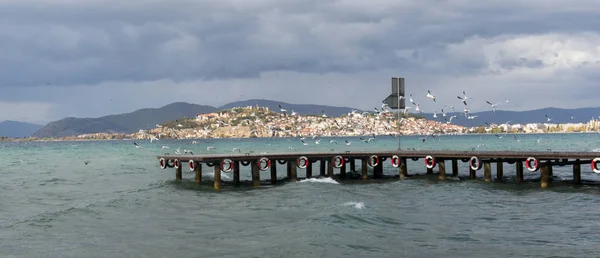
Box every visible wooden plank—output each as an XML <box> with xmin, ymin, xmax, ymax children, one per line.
<box><xmin>157</xmin><ymin>150</ymin><xmax>600</xmax><ymax>162</ymax></box>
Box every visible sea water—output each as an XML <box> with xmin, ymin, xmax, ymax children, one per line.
<box><xmin>1</xmin><ymin>133</ymin><xmax>600</xmax><ymax>257</ymax></box>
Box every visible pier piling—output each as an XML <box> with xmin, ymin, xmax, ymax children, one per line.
<box><xmin>469</xmin><ymin>167</ymin><xmax>476</xmax><ymax>179</ymax></box>
<box><xmin>290</xmin><ymin>159</ymin><xmax>297</xmax><ymax>182</ymax></box>
<box><xmin>438</xmin><ymin>159</ymin><xmax>446</xmax><ymax>180</ymax></box>
<box><xmin>573</xmin><ymin>161</ymin><xmax>581</xmax><ymax>185</ymax></box>
<box><xmin>214</xmin><ymin>165</ymin><xmax>221</xmax><ymax>190</ymax></box>
<box><xmin>541</xmin><ymin>162</ymin><xmax>550</xmax><ymax>189</ymax></box>
<box><xmin>270</xmin><ymin>161</ymin><xmax>277</xmax><ymax>184</ymax></box>
<box><xmin>350</xmin><ymin>159</ymin><xmax>356</xmax><ymax>172</ymax></box>
<box><xmin>233</xmin><ymin>161</ymin><xmax>240</xmax><ymax>186</ymax></box>
<box><xmin>306</xmin><ymin>160</ymin><xmax>313</xmax><ymax>178</ymax></box>
<box><xmin>374</xmin><ymin>162</ymin><xmax>383</xmax><ymax>178</ymax></box>
<box><xmin>484</xmin><ymin>162</ymin><xmax>492</xmax><ymax>182</ymax></box>
<box><xmin>195</xmin><ymin>163</ymin><xmax>202</xmax><ymax>184</ymax></box>
<box><xmin>286</xmin><ymin>161</ymin><xmax>292</xmax><ymax>179</ymax></box>
<box><xmin>320</xmin><ymin>160</ymin><xmax>326</xmax><ymax>177</ymax></box>
<box><xmin>327</xmin><ymin>159</ymin><xmax>334</xmax><ymax>178</ymax></box>
<box><xmin>400</xmin><ymin>157</ymin><xmax>408</xmax><ymax>179</ymax></box>
<box><xmin>361</xmin><ymin>158</ymin><xmax>368</xmax><ymax>180</ymax></box>
<box><xmin>251</xmin><ymin>162</ymin><xmax>260</xmax><ymax>187</ymax></box>
<box><xmin>496</xmin><ymin>161</ymin><xmax>504</xmax><ymax>182</ymax></box>
<box><xmin>340</xmin><ymin>161</ymin><xmax>347</xmax><ymax>178</ymax></box>
<box><xmin>451</xmin><ymin>159</ymin><xmax>458</xmax><ymax>177</ymax></box>
<box><xmin>516</xmin><ymin>161</ymin><xmax>524</xmax><ymax>183</ymax></box>
<box><xmin>176</xmin><ymin>165</ymin><xmax>182</xmax><ymax>181</ymax></box>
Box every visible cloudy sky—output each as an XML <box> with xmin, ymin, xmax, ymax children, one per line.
<box><xmin>1</xmin><ymin>0</ymin><xmax>600</xmax><ymax>124</ymax></box>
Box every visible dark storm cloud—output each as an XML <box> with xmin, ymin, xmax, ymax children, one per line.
<box><xmin>0</xmin><ymin>0</ymin><xmax>599</xmax><ymax>87</ymax></box>
<box><xmin>1</xmin><ymin>0</ymin><xmax>600</xmax><ymax>123</ymax></box>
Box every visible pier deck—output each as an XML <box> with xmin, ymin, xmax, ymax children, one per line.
<box><xmin>156</xmin><ymin>150</ymin><xmax>600</xmax><ymax>190</ymax></box>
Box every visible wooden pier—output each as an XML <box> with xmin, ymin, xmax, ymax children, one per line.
<box><xmin>157</xmin><ymin>150</ymin><xmax>600</xmax><ymax>190</ymax></box>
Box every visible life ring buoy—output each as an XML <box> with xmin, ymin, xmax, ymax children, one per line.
<box><xmin>173</xmin><ymin>159</ymin><xmax>181</xmax><ymax>169</ymax></box>
<box><xmin>258</xmin><ymin>157</ymin><xmax>270</xmax><ymax>171</ymax></box>
<box><xmin>297</xmin><ymin>156</ymin><xmax>309</xmax><ymax>169</ymax></box>
<box><xmin>592</xmin><ymin>158</ymin><xmax>600</xmax><ymax>174</ymax></box>
<box><xmin>221</xmin><ymin>159</ymin><xmax>234</xmax><ymax>173</ymax></box>
<box><xmin>167</xmin><ymin>159</ymin><xmax>175</xmax><ymax>168</ymax></box>
<box><xmin>277</xmin><ymin>160</ymin><xmax>287</xmax><ymax>165</ymax></box>
<box><xmin>159</xmin><ymin>158</ymin><xmax>167</xmax><ymax>169</ymax></box>
<box><xmin>391</xmin><ymin>155</ymin><xmax>401</xmax><ymax>168</ymax></box>
<box><xmin>424</xmin><ymin>155</ymin><xmax>436</xmax><ymax>169</ymax></box>
<box><xmin>332</xmin><ymin>155</ymin><xmax>344</xmax><ymax>168</ymax></box>
<box><xmin>525</xmin><ymin>157</ymin><xmax>539</xmax><ymax>172</ymax></box>
<box><xmin>469</xmin><ymin>156</ymin><xmax>482</xmax><ymax>171</ymax></box>
<box><xmin>188</xmin><ymin>160</ymin><xmax>196</xmax><ymax>171</ymax></box>
<box><xmin>368</xmin><ymin>155</ymin><xmax>379</xmax><ymax>167</ymax></box>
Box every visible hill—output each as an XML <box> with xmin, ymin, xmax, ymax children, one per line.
<box><xmin>0</xmin><ymin>120</ymin><xmax>43</xmax><ymax>138</ymax></box>
<box><xmin>32</xmin><ymin>102</ymin><xmax>217</xmax><ymax>138</ymax></box>
<box><xmin>420</xmin><ymin>107</ymin><xmax>600</xmax><ymax>127</ymax></box>
<box><xmin>219</xmin><ymin>99</ymin><xmax>359</xmax><ymax>117</ymax></box>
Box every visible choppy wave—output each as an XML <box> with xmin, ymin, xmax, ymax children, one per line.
<box><xmin>298</xmin><ymin>178</ymin><xmax>339</xmax><ymax>184</ymax></box>
<box><xmin>343</xmin><ymin>202</ymin><xmax>365</xmax><ymax>209</ymax></box>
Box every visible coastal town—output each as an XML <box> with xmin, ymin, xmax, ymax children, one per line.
<box><xmin>3</xmin><ymin>104</ymin><xmax>598</xmax><ymax>142</ymax></box>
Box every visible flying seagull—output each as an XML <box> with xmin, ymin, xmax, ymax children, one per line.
<box><xmin>426</xmin><ymin>90</ymin><xmax>436</xmax><ymax>103</ymax></box>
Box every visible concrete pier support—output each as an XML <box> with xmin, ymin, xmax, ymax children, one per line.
<box><xmin>327</xmin><ymin>159</ymin><xmax>334</xmax><ymax>178</ymax></box>
<box><xmin>438</xmin><ymin>159</ymin><xmax>446</xmax><ymax>180</ymax></box>
<box><xmin>451</xmin><ymin>159</ymin><xmax>459</xmax><ymax>177</ymax></box>
<box><xmin>214</xmin><ymin>165</ymin><xmax>221</xmax><ymax>190</ymax></box>
<box><xmin>484</xmin><ymin>162</ymin><xmax>492</xmax><ymax>182</ymax></box>
<box><xmin>374</xmin><ymin>162</ymin><xmax>383</xmax><ymax>179</ymax></box>
<box><xmin>496</xmin><ymin>161</ymin><xmax>504</xmax><ymax>182</ymax></box>
<box><xmin>306</xmin><ymin>161</ymin><xmax>313</xmax><ymax>178</ymax></box>
<box><xmin>290</xmin><ymin>159</ymin><xmax>297</xmax><ymax>182</ymax></box>
<box><xmin>251</xmin><ymin>162</ymin><xmax>260</xmax><ymax>187</ymax></box>
<box><xmin>469</xmin><ymin>167</ymin><xmax>476</xmax><ymax>179</ymax></box>
<box><xmin>516</xmin><ymin>161</ymin><xmax>524</xmax><ymax>183</ymax></box>
<box><xmin>233</xmin><ymin>161</ymin><xmax>240</xmax><ymax>187</ymax></box>
<box><xmin>400</xmin><ymin>157</ymin><xmax>408</xmax><ymax>179</ymax></box>
<box><xmin>286</xmin><ymin>161</ymin><xmax>292</xmax><ymax>179</ymax></box>
<box><xmin>361</xmin><ymin>158</ymin><xmax>368</xmax><ymax>180</ymax></box>
<box><xmin>541</xmin><ymin>162</ymin><xmax>550</xmax><ymax>189</ymax></box>
<box><xmin>573</xmin><ymin>162</ymin><xmax>581</xmax><ymax>185</ymax></box>
<box><xmin>340</xmin><ymin>161</ymin><xmax>347</xmax><ymax>178</ymax></box>
<box><xmin>350</xmin><ymin>159</ymin><xmax>356</xmax><ymax>172</ymax></box>
<box><xmin>195</xmin><ymin>163</ymin><xmax>202</xmax><ymax>184</ymax></box>
<box><xmin>176</xmin><ymin>164</ymin><xmax>182</xmax><ymax>180</ymax></box>
<box><xmin>270</xmin><ymin>161</ymin><xmax>277</xmax><ymax>185</ymax></box>
<box><xmin>320</xmin><ymin>160</ymin><xmax>326</xmax><ymax>177</ymax></box>
<box><xmin>427</xmin><ymin>167</ymin><xmax>433</xmax><ymax>174</ymax></box>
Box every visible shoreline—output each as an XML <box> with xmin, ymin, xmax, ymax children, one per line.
<box><xmin>0</xmin><ymin>131</ymin><xmax>596</xmax><ymax>143</ymax></box>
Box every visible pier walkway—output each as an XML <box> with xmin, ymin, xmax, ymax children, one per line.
<box><xmin>156</xmin><ymin>150</ymin><xmax>600</xmax><ymax>190</ymax></box>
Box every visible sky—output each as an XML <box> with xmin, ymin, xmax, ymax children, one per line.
<box><xmin>1</xmin><ymin>0</ymin><xmax>600</xmax><ymax>124</ymax></box>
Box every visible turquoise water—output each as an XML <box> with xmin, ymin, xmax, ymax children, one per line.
<box><xmin>1</xmin><ymin>133</ymin><xmax>600</xmax><ymax>257</ymax></box>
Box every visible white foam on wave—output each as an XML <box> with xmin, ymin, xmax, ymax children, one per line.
<box><xmin>343</xmin><ymin>202</ymin><xmax>365</xmax><ymax>209</ymax></box>
<box><xmin>298</xmin><ymin>177</ymin><xmax>339</xmax><ymax>184</ymax></box>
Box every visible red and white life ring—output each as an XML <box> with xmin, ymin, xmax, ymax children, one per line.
<box><xmin>173</xmin><ymin>159</ymin><xmax>181</xmax><ymax>169</ymax></box>
<box><xmin>592</xmin><ymin>158</ymin><xmax>600</xmax><ymax>174</ymax></box>
<box><xmin>469</xmin><ymin>156</ymin><xmax>482</xmax><ymax>171</ymax></box>
<box><xmin>188</xmin><ymin>160</ymin><xmax>196</xmax><ymax>171</ymax></box>
<box><xmin>159</xmin><ymin>158</ymin><xmax>167</xmax><ymax>169</ymax></box>
<box><xmin>424</xmin><ymin>155</ymin><xmax>436</xmax><ymax>169</ymax></box>
<box><xmin>391</xmin><ymin>155</ymin><xmax>401</xmax><ymax>168</ymax></box>
<box><xmin>332</xmin><ymin>155</ymin><xmax>344</xmax><ymax>168</ymax></box>
<box><xmin>368</xmin><ymin>155</ymin><xmax>379</xmax><ymax>167</ymax></box>
<box><xmin>525</xmin><ymin>157</ymin><xmax>539</xmax><ymax>172</ymax></box>
<box><xmin>258</xmin><ymin>157</ymin><xmax>270</xmax><ymax>171</ymax></box>
<box><xmin>297</xmin><ymin>156</ymin><xmax>309</xmax><ymax>169</ymax></box>
<box><xmin>220</xmin><ymin>159</ymin><xmax>234</xmax><ymax>173</ymax></box>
